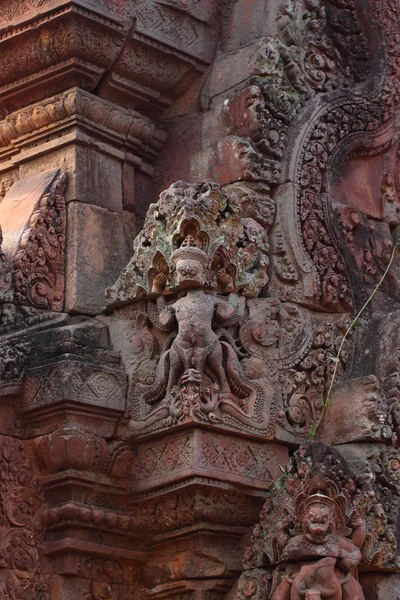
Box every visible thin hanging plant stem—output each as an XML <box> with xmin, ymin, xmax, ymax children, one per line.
<box><xmin>309</xmin><ymin>234</ymin><xmax>400</xmax><ymax>439</ymax></box>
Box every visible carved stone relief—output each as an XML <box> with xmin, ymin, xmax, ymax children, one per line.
<box><xmin>0</xmin><ymin>436</ymin><xmax>51</xmax><ymax>599</ymax></box>
<box><xmin>0</xmin><ymin>169</ymin><xmax>67</xmax><ymax>313</ymax></box>
<box><xmin>0</xmin><ymin>0</ymin><xmax>398</xmax><ymax>598</ymax></box>
<box><xmin>107</xmin><ymin>180</ymin><xmax>281</xmax><ymax>438</ymax></box>
<box><xmin>238</xmin><ymin>442</ymin><xmax>397</xmax><ymax>600</ymax></box>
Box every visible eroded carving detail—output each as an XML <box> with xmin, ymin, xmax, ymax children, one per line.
<box><xmin>241</xmin><ymin>442</ymin><xmax>396</xmax><ymax>600</ymax></box>
<box><xmin>0</xmin><ymin>341</ymin><xmax>31</xmax><ymax>383</ymax></box>
<box><xmin>107</xmin><ymin>180</ymin><xmax>278</xmax><ymax>438</ymax></box>
<box><xmin>0</xmin><ymin>437</ymin><xmax>51</xmax><ymax>598</ymax></box>
<box><xmin>0</xmin><ymin>226</ymin><xmax>13</xmax><ymax>305</ymax></box>
<box><xmin>279</xmin><ymin>317</ymin><xmax>352</xmax><ymax>435</ymax></box>
<box><xmin>0</xmin><ymin>88</ymin><xmax>164</xmax><ymax>155</ymax></box>
<box><xmin>13</xmin><ymin>170</ymin><xmax>67</xmax><ymax>312</ymax></box>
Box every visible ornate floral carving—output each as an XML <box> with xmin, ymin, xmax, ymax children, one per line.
<box><xmin>12</xmin><ymin>170</ymin><xmax>67</xmax><ymax>312</ymax></box>
<box><xmin>278</xmin><ymin>317</ymin><xmax>352</xmax><ymax>435</ymax></box>
<box><xmin>0</xmin><ymin>226</ymin><xmax>13</xmax><ymax>305</ymax></box>
<box><xmin>220</xmin><ymin>0</ymin><xmax>378</xmax><ymax>311</ymax></box>
<box><xmin>276</xmin><ymin>0</ymin><xmax>370</xmax><ymax>92</ymax></box>
<box><xmin>382</xmin><ymin>347</ymin><xmax>400</xmax><ymax>446</ymax></box>
<box><xmin>297</xmin><ymin>100</ymin><xmax>391</xmax><ymax>311</ymax></box>
<box><xmin>364</xmin><ymin>456</ymin><xmax>398</xmax><ymax>567</ymax></box>
<box><xmin>381</xmin><ymin>171</ymin><xmax>400</xmax><ymax>226</ymax></box>
<box><xmin>222</xmin><ymin>0</ymin><xmax>370</xmax><ymax>186</ymax></box>
<box><xmin>0</xmin><ymin>436</ymin><xmax>51</xmax><ymax>598</ymax></box>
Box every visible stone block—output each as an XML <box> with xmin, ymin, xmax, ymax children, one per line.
<box><xmin>124</xmin><ymin>429</ymin><xmax>288</xmax><ymax>493</ymax></box>
<box><xmin>22</xmin><ymin>357</ymin><xmax>126</xmax><ymax>437</ymax></box>
<box><xmin>19</xmin><ymin>140</ymin><xmax>124</xmax><ymax>212</ymax></box>
<box><xmin>65</xmin><ymin>202</ymin><xmax>134</xmax><ymax>315</ymax></box>
<box><xmin>222</xmin><ymin>0</ymin><xmax>271</xmax><ymax>53</ymax></box>
<box><xmin>154</xmin><ymin>113</ymin><xmax>208</xmax><ymax>195</ymax></box>
<box><xmin>203</xmin><ymin>40</ymin><xmax>265</xmax><ymax>102</ymax></box>
<box><xmin>72</xmin><ymin>144</ymin><xmax>123</xmax><ymax>212</ymax></box>
<box><xmin>360</xmin><ymin>573</ymin><xmax>400</xmax><ymax>600</ymax></box>
<box><xmin>318</xmin><ymin>375</ymin><xmax>390</xmax><ymax>444</ymax></box>
<box><xmin>355</xmin><ymin>309</ymin><xmax>400</xmax><ymax>380</ymax></box>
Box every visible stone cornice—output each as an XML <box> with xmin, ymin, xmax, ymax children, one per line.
<box><xmin>0</xmin><ymin>87</ymin><xmax>167</xmax><ymax>161</ymax></box>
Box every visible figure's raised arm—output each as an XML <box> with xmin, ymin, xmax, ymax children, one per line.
<box><xmin>349</xmin><ymin>510</ymin><xmax>367</xmax><ymax>549</ymax></box>
<box><xmin>158</xmin><ymin>297</ymin><xmax>176</xmax><ymax>329</ymax></box>
<box><xmin>337</xmin><ymin>538</ymin><xmax>362</xmax><ymax>572</ymax></box>
<box><xmin>214</xmin><ymin>298</ymin><xmax>236</xmax><ymax>325</ymax></box>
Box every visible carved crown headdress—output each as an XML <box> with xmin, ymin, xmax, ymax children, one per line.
<box><xmin>171</xmin><ymin>235</ymin><xmax>209</xmax><ymax>269</ymax></box>
<box><xmin>106</xmin><ymin>180</ymin><xmax>270</xmax><ymax>306</ymax></box>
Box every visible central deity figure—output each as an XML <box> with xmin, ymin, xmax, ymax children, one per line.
<box><xmin>108</xmin><ymin>180</ymin><xmax>275</xmax><ymax>435</ymax></box>
<box><xmin>272</xmin><ymin>493</ymin><xmax>365</xmax><ymax>600</ymax></box>
<box><xmin>152</xmin><ymin>236</ymin><xmax>236</xmax><ymax>401</ymax></box>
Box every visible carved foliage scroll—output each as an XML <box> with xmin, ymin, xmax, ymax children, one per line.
<box><xmin>12</xmin><ymin>169</ymin><xmax>67</xmax><ymax>312</ymax></box>
<box><xmin>0</xmin><ymin>437</ymin><xmax>51</xmax><ymax>599</ymax></box>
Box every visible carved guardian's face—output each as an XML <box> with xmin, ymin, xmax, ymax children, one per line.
<box><xmin>303</xmin><ymin>504</ymin><xmax>334</xmax><ymax>543</ymax></box>
<box><xmin>176</xmin><ymin>258</ymin><xmax>205</xmax><ymax>288</ymax></box>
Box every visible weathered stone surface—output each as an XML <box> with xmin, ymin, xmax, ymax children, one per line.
<box><xmin>0</xmin><ymin>0</ymin><xmax>400</xmax><ymax>597</ymax></box>
<box><xmin>0</xmin><ymin>1</ymin><xmax>221</xmax><ymax>115</ymax></box>
<box><xmin>127</xmin><ymin>430</ymin><xmax>288</xmax><ymax>493</ymax></box>
<box><xmin>66</xmin><ymin>201</ymin><xmax>134</xmax><ymax>315</ymax></box>
<box><xmin>0</xmin><ymin>168</ymin><xmax>67</xmax><ymax>311</ymax></box>
<box><xmin>20</xmin><ymin>144</ymin><xmax>124</xmax><ymax>212</ymax></box>
<box><xmin>318</xmin><ymin>375</ymin><xmax>390</xmax><ymax>444</ymax></box>
<box><xmin>0</xmin><ymin>169</ymin><xmax>59</xmax><ymax>251</ymax></box>
<box><xmin>333</xmin><ymin>442</ymin><xmax>400</xmax><ymax>570</ymax></box>
<box><xmin>360</xmin><ymin>573</ymin><xmax>400</xmax><ymax>600</ymax></box>
<box><xmin>241</xmin><ymin>443</ymin><xmax>375</xmax><ymax>600</ymax></box>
